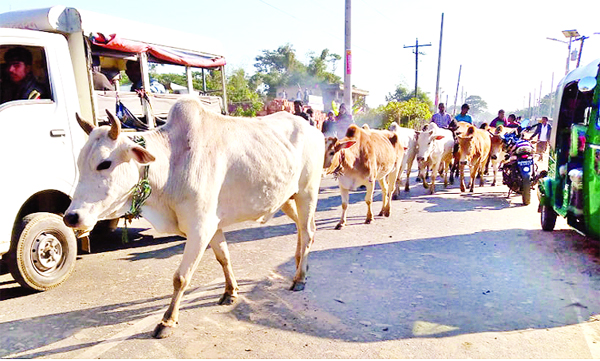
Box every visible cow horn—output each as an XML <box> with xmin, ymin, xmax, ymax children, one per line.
<box><xmin>105</xmin><ymin>110</ymin><xmax>121</xmax><ymax>140</ymax></box>
<box><xmin>75</xmin><ymin>113</ymin><xmax>95</xmax><ymax>135</ymax></box>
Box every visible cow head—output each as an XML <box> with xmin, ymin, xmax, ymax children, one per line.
<box><xmin>415</xmin><ymin>129</ymin><xmax>445</xmax><ymax>163</ymax></box>
<box><xmin>323</xmin><ymin>126</ymin><xmax>359</xmax><ymax>175</ymax></box>
<box><xmin>323</xmin><ymin>136</ymin><xmax>338</xmax><ymax>169</ymax></box>
<box><xmin>488</xmin><ymin>125</ymin><xmax>506</xmax><ymax>161</ymax></box>
<box><xmin>457</xmin><ymin>125</ymin><xmax>476</xmax><ymax>165</ymax></box>
<box><xmin>63</xmin><ymin>111</ymin><xmax>156</xmax><ymax>231</ymax></box>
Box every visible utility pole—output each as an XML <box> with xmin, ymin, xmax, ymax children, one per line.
<box><xmin>343</xmin><ymin>0</ymin><xmax>352</xmax><ymax>110</ymax></box>
<box><xmin>576</xmin><ymin>35</ymin><xmax>589</xmax><ymax>67</ymax></box>
<box><xmin>404</xmin><ymin>38</ymin><xmax>431</xmax><ymax>99</ymax></box>
<box><xmin>434</xmin><ymin>13</ymin><xmax>444</xmax><ymax>108</ymax></box>
<box><xmin>452</xmin><ymin>64</ymin><xmax>461</xmax><ymax>116</ymax></box>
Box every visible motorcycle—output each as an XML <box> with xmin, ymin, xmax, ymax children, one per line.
<box><xmin>500</xmin><ymin>129</ymin><xmax>546</xmax><ymax>205</ymax></box>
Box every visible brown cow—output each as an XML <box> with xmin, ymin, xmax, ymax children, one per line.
<box><xmin>456</xmin><ymin>124</ymin><xmax>492</xmax><ymax>192</ymax></box>
<box><xmin>324</xmin><ymin>125</ymin><xmax>404</xmax><ymax>229</ymax></box>
<box><xmin>486</xmin><ymin>125</ymin><xmax>508</xmax><ymax>186</ymax></box>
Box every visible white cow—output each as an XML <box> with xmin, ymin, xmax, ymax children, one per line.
<box><xmin>64</xmin><ymin>97</ymin><xmax>325</xmax><ymax>338</ymax></box>
<box><xmin>388</xmin><ymin>122</ymin><xmax>418</xmax><ymax>197</ymax></box>
<box><xmin>415</xmin><ymin>123</ymin><xmax>454</xmax><ymax>194</ymax></box>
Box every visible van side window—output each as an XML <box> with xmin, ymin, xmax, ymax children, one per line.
<box><xmin>0</xmin><ymin>45</ymin><xmax>52</xmax><ymax>104</ymax></box>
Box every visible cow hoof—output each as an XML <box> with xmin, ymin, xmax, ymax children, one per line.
<box><xmin>384</xmin><ymin>211</ymin><xmax>390</xmax><ymax>217</ymax></box>
<box><xmin>491</xmin><ymin>182</ymin><xmax>496</xmax><ymax>186</ymax></box>
<box><xmin>392</xmin><ymin>194</ymin><xmax>399</xmax><ymax>200</ymax></box>
<box><xmin>378</xmin><ymin>211</ymin><xmax>384</xmax><ymax>217</ymax></box>
<box><xmin>334</xmin><ymin>223</ymin><xmax>344</xmax><ymax>230</ymax></box>
<box><xmin>218</xmin><ymin>293</ymin><xmax>237</xmax><ymax>305</ymax></box>
<box><xmin>404</xmin><ymin>186</ymin><xmax>410</xmax><ymax>192</ymax></box>
<box><xmin>290</xmin><ymin>281</ymin><xmax>305</xmax><ymax>291</ymax></box>
<box><xmin>365</xmin><ymin>219</ymin><xmax>372</xmax><ymax>224</ymax></box>
<box><xmin>152</xmin><ymin>323</ymin><xmax>175</xmax><ymax>339</ymax></box>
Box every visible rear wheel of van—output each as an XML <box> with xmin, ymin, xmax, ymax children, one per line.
<box><xmin>6</xmin><ymin>212</ymin><xmax>77</xmax><ymax>291</ymax></box>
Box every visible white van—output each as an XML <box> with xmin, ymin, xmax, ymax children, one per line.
<box><xmin>0</xmin><ymin>6</ymin><xmax>228</xmax><ymax>291</ymax></box>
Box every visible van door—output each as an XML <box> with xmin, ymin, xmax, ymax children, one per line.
<box><xmin>0</xmin><ymin>41</ymin><xmax>76</xmax><ymax>223</ymax></box>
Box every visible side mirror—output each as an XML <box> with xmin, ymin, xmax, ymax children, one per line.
<box><xmin>578</xmin><ymin>76</ymin><xmax>597</xmax><ymax>92</ymax></box>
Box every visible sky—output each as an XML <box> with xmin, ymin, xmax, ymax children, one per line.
<box><xmin>3</xmin><ymin>0</ymin><xmax>600</xmax><ymax>118</ymax></box>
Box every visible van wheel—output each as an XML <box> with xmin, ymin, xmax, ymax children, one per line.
<box><xmin>541</xmin><ymin>204</ymin><xmax>557</xmax><ymax>231</ymax></box>
<box><xmin>6</xmin><ymin>213</ymin><xmax>77</xmax><ymax>291</ymax></box>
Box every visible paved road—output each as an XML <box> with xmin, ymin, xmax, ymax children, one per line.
<box><xmin>2</xmin><ymin>171</ymin><xmax>600</xmax><ymax>358</ymax></box>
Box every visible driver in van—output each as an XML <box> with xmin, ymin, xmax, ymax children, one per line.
<box><xmin>1</xmin><ymin>46</ymin><xmax>48</xmax><ymax>104</ymax></box>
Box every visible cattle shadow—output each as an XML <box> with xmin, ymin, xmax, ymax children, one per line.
<box><xmin>87</xmin><ymin>227</ymin><xmax>184</xmax><ymax>254</ymax></box>
<box><xmin>3</xmin><ymin>228</ymin><xmax>599</xmax><ymax>357</ymax></box>
<box><xmin>412</xmin><ymin>190</ymin><xmax>513</xmax><ymax>213</ymax></box>
<box><xmin>0</xmin><ymin>280</ymin><xmax>256</xmax><ymax>358</ymax></box>
<box><xmin>229</xmin><ymin>228</ymin><xmax>600</xmax><ymax>342</ymax></box>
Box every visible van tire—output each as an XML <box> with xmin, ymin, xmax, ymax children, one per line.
<box><xmin>6</xmin><ymin>212</ymin><xmax>77</xmax><ymax>291</ymax></box>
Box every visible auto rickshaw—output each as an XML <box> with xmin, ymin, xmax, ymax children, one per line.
<box><xmin>538</xmin><ymin>58</ymin><xmax>600</xmax><ymax>239</ymax></box>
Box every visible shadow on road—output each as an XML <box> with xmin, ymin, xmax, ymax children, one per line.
<box><xmin>229</xmin><ymin>228</ymin><xmax>600</xmax><ymax>342</ymax></box>
<box><xmin>2</xmin><ymin>228</ymin><xmax>600</xmax><ymax>357</ymax></box>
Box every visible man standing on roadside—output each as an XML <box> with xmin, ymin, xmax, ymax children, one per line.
<box><xmin>529</xmin><ymin>116</ymin><xmax>552</xmax><ymax>161</ymax></box>
<box><xmin>431</xmin><ymin>102</ymin><xmax>452</xmax><ymax>128</ymax></box>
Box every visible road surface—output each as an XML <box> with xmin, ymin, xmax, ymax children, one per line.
<box><xmin>2</xmin><ymin>171</ymin><xmax>600</xmax><ymax>358</ymax></box>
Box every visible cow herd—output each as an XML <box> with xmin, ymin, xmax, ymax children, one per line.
<box><xmin>62</xmin><ymin>97</ymin><xmax>512</xmax><ymax>339</ymax></box>
<box><xmin>323</xmin><ymin>119</ymin><xmax>511</xmax><ymax>227</ymax></box>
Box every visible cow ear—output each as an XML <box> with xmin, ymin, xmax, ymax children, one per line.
<box><xmin>76</xmin><ymin>112</ymin><xmax>95</xmax><ymax>135</ymax></box>
<box><xmin>130</xmin><ymin>145</ymin><xmax>156</xmax><ymax>165</ymax></box>
<box><xmin>335</xmin><ymin>139</ymin><xmax>356</xmax><ymax>151</ymax></box>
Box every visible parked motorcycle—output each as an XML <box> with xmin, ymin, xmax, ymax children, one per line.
<box><xmin>500</xmin><ymin>129</ymin><xmax>546</xmax><ymax>205</ymax></box>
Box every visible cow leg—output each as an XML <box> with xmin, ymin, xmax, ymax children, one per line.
<box><xmin>459</xmin><ymin>163</ymin><xmax>466</xmax><ymax>192</ymax></box>
<box><xmin>479</xmin><ymin>160</ymin><xmax>486</xmax><ymax>187</ymax></box>
<box><xmin>378</xmin><ymin>177</ymin><xmax>390</xmax><ymax>217</ymax></box>
<box><xmin>392</xmin><ymin>160</ymin><xmax>405</xmax><ymax>200</ymax></box>
<box><xmin>288</xmin><ymin>190</ymin><xmax>317</xmax><ymax>291</ymax></box>
<box><xmin>404</xmin><ymin>154</ymin><xmax>415</xmax><ymax>192</ymax></box>
<box><xmin>335</xmin><ymin>186</ymin><xmax>350</xmax><ymax>230</ymax></box>
<box><xmin>429</xmin><ymin>165</ymin><xmax>436</xmax><ymax>194</ymax></box>
<box><xmin>211</xmin><ymin>229</ymin><xmax>239</xmax><ymax>305</ymax></box>
<box><xmin>153</xmin><ymin>223</ymin><xmax>217</xmax><ymax>339</ymax></box>
<box><xmin>365</xmin><ymin>181</ymin><xmax>375</xmax><ymax>223</ymax></box>
<box><xmin>469</xmin><ymin>162</ymin><xmax>479</xmax><ymax>192</ymax></box>
<box><xmin>491</xmin><ymin>160</ymin><xmax>498</xmax><ymax>186</ymax></box>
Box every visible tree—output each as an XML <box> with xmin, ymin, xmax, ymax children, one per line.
<box><xmin>355</xmin><ymin>98</ymin><xmax>432</xmax><ymax>130</ymax></box>
<box><xmin>464</xmin><ymin>95</ymin><xmax>488</xmax><ymax>116</ymax></box>
<box><xmin>307</xmin><ymin>49</ymin><xmax>341</xmax><ymax>84</ymax></box>
<box><xmin>227</xmin><ymin>68</ymin><xmax>263</xmax><ymax>117</ymax></box>
<box><xmin>385</xmin><ymin>83</ymin><xmax>433</xmax><ymax>110</ymax></box>
<box><xmin>252</xmin><ymin>44</ymin><xmax>342</xmax><ymax>99</ymax></box>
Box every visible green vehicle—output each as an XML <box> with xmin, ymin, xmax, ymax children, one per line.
<box><xmin>538</xmin><ymin>58</ymin><xmax>600</xmax><ymax>238</ymax></box>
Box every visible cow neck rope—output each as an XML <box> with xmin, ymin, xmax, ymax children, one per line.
<box><xmin>122</xmin><ymin>135</ymin><xmax>152</xmax><ymax>243</ymax></box>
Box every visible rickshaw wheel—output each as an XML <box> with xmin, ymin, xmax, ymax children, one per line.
<box><xmin>541</xmin><ymin>204</ymin><xmax>557</xmax><ymax>231</ymax></box>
